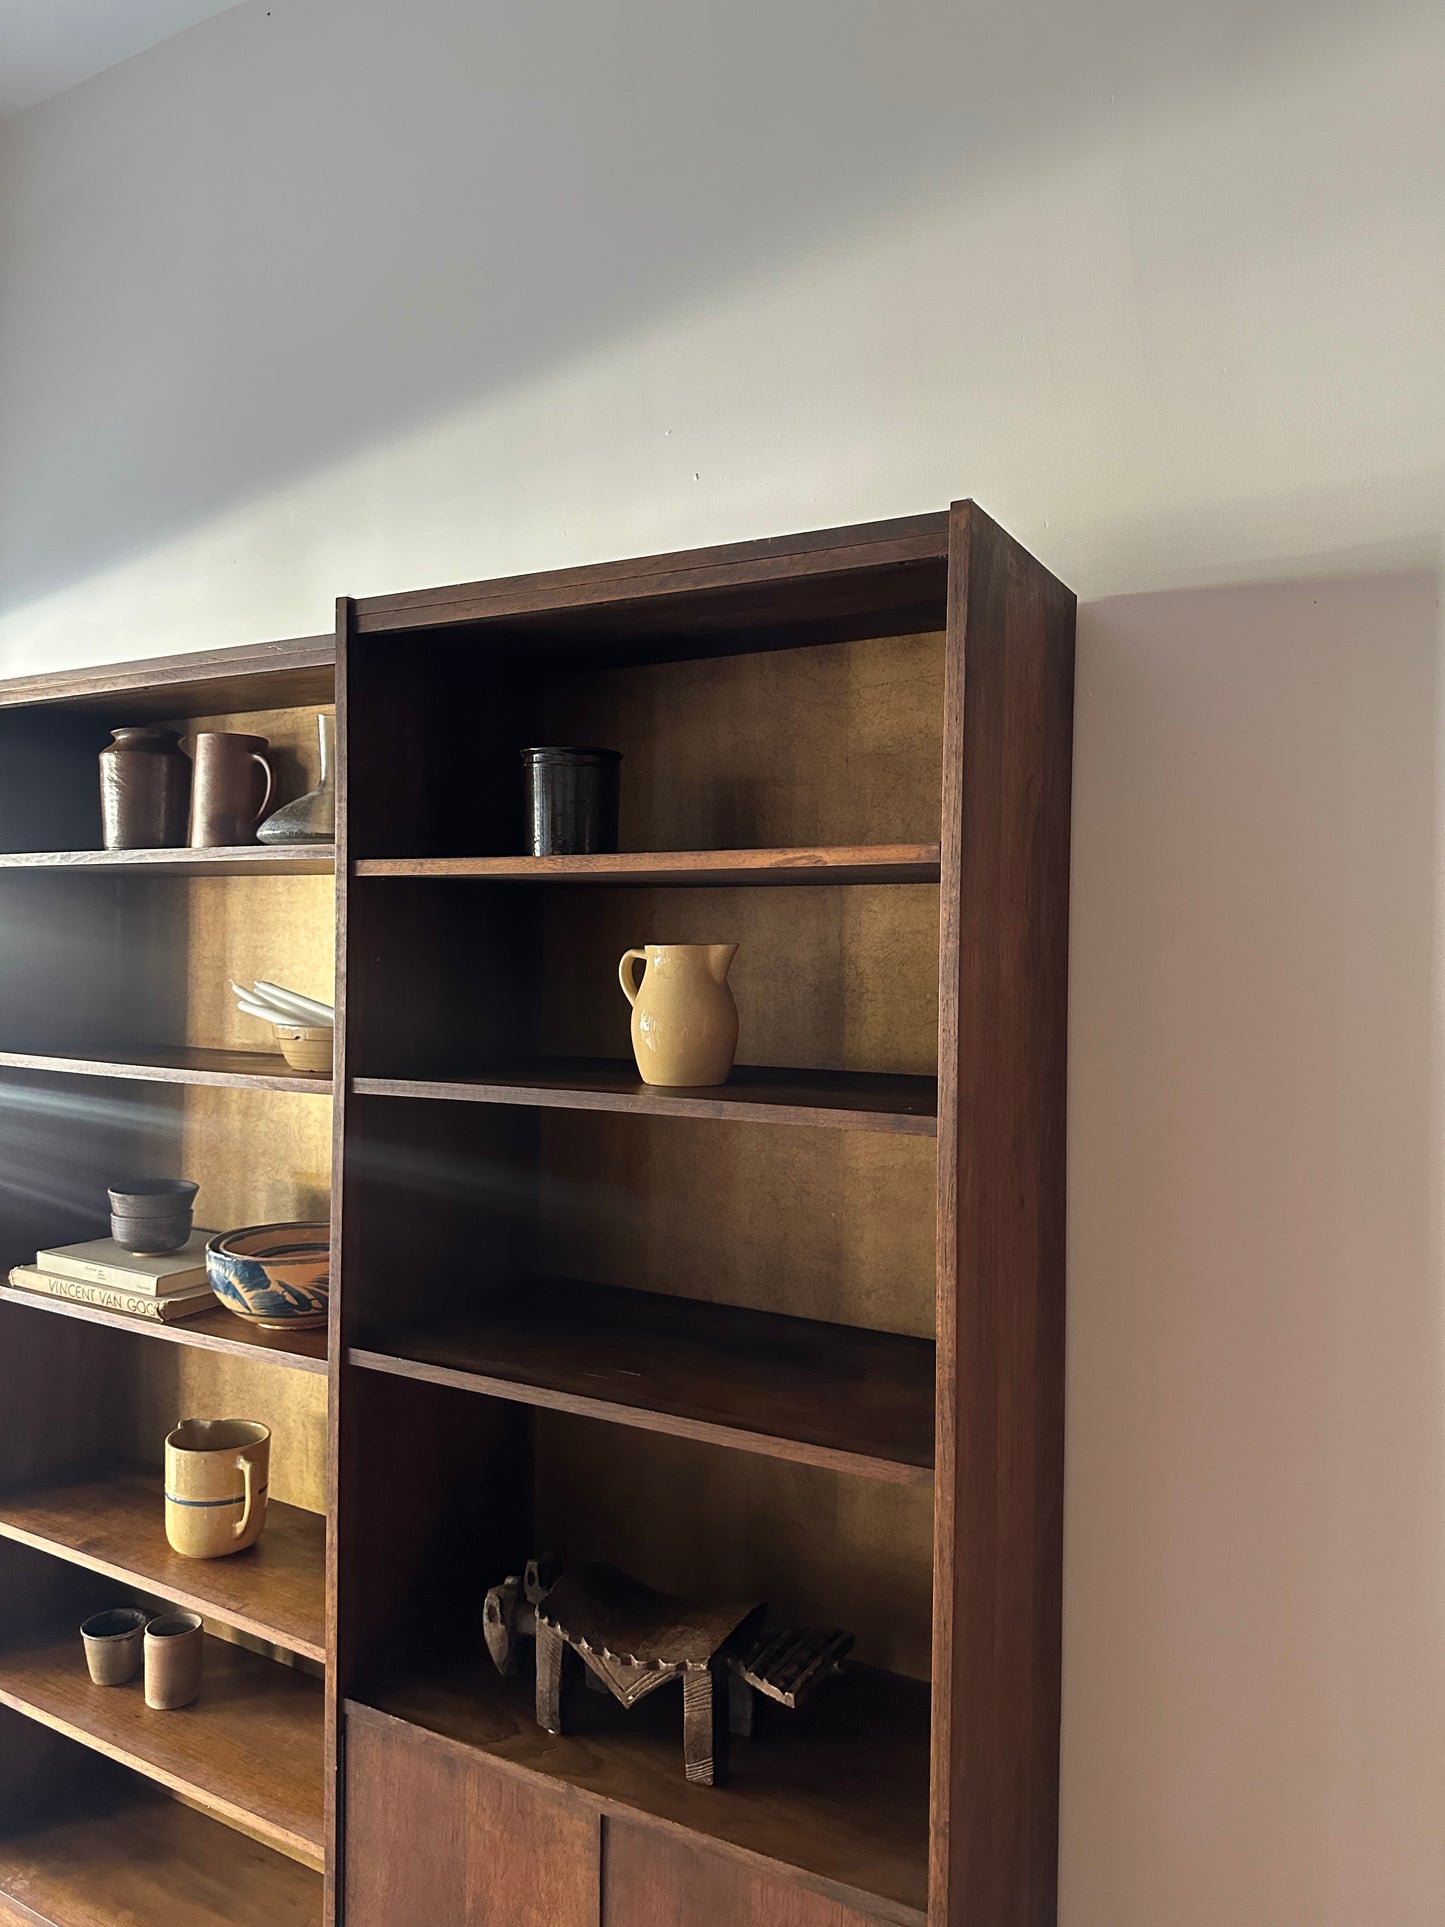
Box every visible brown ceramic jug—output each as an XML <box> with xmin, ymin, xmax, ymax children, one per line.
<box><xmin>188</xmin><ymin>733</ymin><xmax>274</xmax><ymax>847</ymax></box>
<box><xmin>99</xmin><ymin>727</ymin><xmax>191</xmax><ymax>849</ymax></box>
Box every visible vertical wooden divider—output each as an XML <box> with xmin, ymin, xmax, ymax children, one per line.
<box><xmin>929</xmin><ymin>503</ymin><xmax>1076</xmax><ymax>1926</ymax></box>
<box><xmin>324</xmin><ymin>595</ymin><xmax>355</xmax><ymax>1927</ymax></box>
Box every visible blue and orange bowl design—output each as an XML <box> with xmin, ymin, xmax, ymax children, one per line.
<box><xmin>207</xmin><ymin>1222</ymin><xmax>330</xmax><ymax>1331</ymax></box>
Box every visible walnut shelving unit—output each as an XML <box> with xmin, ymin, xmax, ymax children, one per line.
<box><xmin>0</xmin><ymin>503</ymin><xmax>1072</xmax><ymax>1927</ymax></box>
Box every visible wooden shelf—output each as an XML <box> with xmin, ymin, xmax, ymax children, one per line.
<box><xmin>0</xmin><ymin>1465</ymin><xmax>325</xmax><ymax>1661</ymax></box>
<box><xmin>0</xmin><ymin>1774</ymin><xmax>321</xmax><ymax>1926</ymax></box>
<box><xmin>0</xmin><ymin>632</ymin><xmax>334</xmax><ymax>719</ymax></box>
<box><xmin>354</xmin><ymin>1058</ymin><xmax>937</xmax><ymax>1133</ymax></box>
<box><xmin>354</xmin><ymin>844</ymin><xmax>941</xmax><ymax>886</ymax></box>
<box><xmin>0</xmin><ymin>1045</ymin><xmax>332</xmax><ymax>1094</ymax></box>
<box><xmin>0</xmin><ymin>1284</ymin><xmax>328</xmax><ymax>1374</ymax></box>
<box><xmin>0</xmin><ymin>1628</ymin><xmax>323</xmax><ymax>1863</ymax></box>
<box><xmin>349</xmin><ymin>1659</ymin><xmax>929</xmax><ymax>1923</ymax></box>
<box><xmin>0</xmin><ymin>845</ymin><xmax>333</xmax><ymax>877</ymax></box>
<box><xmin>352</xmin><ymin>1279</ymin><xmax>934</xmax><ymax>1484</ymax></box>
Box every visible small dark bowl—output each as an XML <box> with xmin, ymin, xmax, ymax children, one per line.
<box><xmin>108</xmin><ymin>1179</ymin><xmax>198</xmax><ymax>1255</ymax></box>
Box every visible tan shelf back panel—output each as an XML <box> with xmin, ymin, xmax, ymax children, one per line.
<box><xmin>535</xmin><ymin>1414</ymin><xmax>934</xmax><ymax>1682</ymax></box>
<box><xmin>540</xmin><ymin>882</ymin><xmax>939</xmax><ymax>1077</ymax></box>
<box><xmin>123</xmin><ymin>1344</ymin><xmax>328</xmax><ymax>1516</ymax></box>
<box><xmin>543</xmin><ymin>630</ymin><xmax>945</xmax><ymax>852</ymax></box>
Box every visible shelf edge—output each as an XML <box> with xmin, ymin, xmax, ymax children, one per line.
<box><xmin>0</xmin><ymin>1517</ymin><xmax>326</xmax><ymax>1664</ymax></box>
<box><xmin>0</xmin><ymin>1684</ymin><xmax>324</xmax><ymax>1865</ymax></box>
<box><xmin>349</xmin><ymin>1345</ymin><xmax>933</xmax><ymax>1486</ymax></box>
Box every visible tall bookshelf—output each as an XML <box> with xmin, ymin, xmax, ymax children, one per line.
<box><xmin>0</xmin><ymin>502</ymin><xmax>1072</xmax><ymax>1927</ymax></box>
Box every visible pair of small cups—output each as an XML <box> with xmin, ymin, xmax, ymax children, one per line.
<box><xmin>80</xmin><ymin>1607</ymin><xmax>203</xmax><ymax>1709</ymax></box>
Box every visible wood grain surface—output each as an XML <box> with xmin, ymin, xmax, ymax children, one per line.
<box><xmin>350</xmin><ymin>1276</ymin><xmax>934</xmax><ymax>1483</ymax></box>
<box><xmin>0</xmin><ymin>636</ymin><xmax>334</xmax><ymax>720</ymax></box>
<box><xmin>0</xmin><ymin>1045</ymin><xmax>332</xmax><ymax>1094</ymax></box>
<box><xmin>604</xmin><ymin>1820</ymin><xmax>893</xmax><ymax>1926</ymax></box>
<box><xmin>0</xmin><ymin>846</ymin><xmax>333</xmax><ymax>875</ymax></box>
<box><xmin>0</xmin><ymin>1771</ymin><xmax>321</xmax><ymax>1927</ymax></box>
<box><xmin>349</xmin><ymin>1655</ymin><xmax>928</xmax><ymax>1921</ymax></box>
<box><xmin>0</xmin><ymin>1464</ymin><xmax>325</xmax><ymax>1659</ymax></box>
<box><xmin>355</xmin><ymin>845</ymin><xmax>940</xmax><ymax>885</ymax></box>
<box><xmin>352</xmin><ymin>512</ymin><xmax>949</xmax><ymax>649</ymax></box>
<box><xmin>929</xmin><ymin>502</ymin><xmax>1074</xmax><ymax>1926</ymax></box>
<box><xmin>0</xmin><ymin>1285</ymin><xmax>327</xmax><ymax>1373</ymax></box>
<box><xmin>344</xmin><ymin>1716</ymin><xmax>599</xmax><ymax>1927</ymax></box>
<box><xmin>354</xmin><ymin>1060</ymin><xmax>936</xmax><ymax>1132</ymax></box>
<box><xmin>0</xmin><ymin>1625</ymin><xmax>323</xmax><ymax>1859</ymax></box>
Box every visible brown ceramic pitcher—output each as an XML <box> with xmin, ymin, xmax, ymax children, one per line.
<box><xmin>188</xmin><ymin>732</ymin><xmax>274</xmax><ymax>847</ymax></box>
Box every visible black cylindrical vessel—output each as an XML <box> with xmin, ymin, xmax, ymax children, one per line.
<box><xmin>521</xmin><ymin>747</ymin><xmax>621</xmax><ymax>855</ymax></box>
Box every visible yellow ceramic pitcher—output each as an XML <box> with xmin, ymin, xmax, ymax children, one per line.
<box><xmin>618</xmin><ymin>942</ymin><xmax>739</xmax><ymax>1087</ymax></box>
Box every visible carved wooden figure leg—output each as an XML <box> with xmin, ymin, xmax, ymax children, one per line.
<box><xmin>727</xmin><ymin>1669</ymin><xmax>755</xmax><ymax>1738</ymax></box>
<box><xmin>682</xmin><ymin>1664</ymin><xmax>731</xmax><ymax>1786</ymax></box>
<box><xmin>535</xmin><ymin>1622</ymin><xmax>568</xmax><ymax>1736</ymax></box>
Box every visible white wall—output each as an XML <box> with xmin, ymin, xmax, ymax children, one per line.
<box><xmin>1</xmin><ymin>3</ymin><xmax>1443</xmax><ymax>1922</ymax></box>
<box><xmin>1067</xmin><ymin>576</ymin><xmax>1444</xmax><ymax>1926</ymax></box>
<box><xmin>1</xmin><ymin>0</ymin><xmax>1442</xmax><ymax>662</ymax></box>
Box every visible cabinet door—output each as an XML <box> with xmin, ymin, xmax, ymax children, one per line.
<box><xmin>344</xmin><ymin>1713</ymin><xmax>599</xmax><ymax>1927</ymax></box>
<box><xmin>602</xmin><ymin>1820</ymin><xmax>884</xmax><ymax>1927</ymax></box>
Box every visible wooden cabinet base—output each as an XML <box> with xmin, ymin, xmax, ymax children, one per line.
<box><xmin>604</xmin><ymin>1823</ymin><xmax>885</xmax><ymax>1926</ymax></box>
<box><xmin>344</xmin><ymin>1718</ymin><xmax>599</xmax><ymax>1927</ymax></box>
<box><xmin>344</xmin><ymin>1713</ymin><xmax>898</xmax><ymax>1927</ymax></box>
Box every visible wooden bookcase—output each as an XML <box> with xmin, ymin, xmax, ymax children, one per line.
<box><xmin>0</xmin><ymin>503</ymin><xmax>1072</xmax><ymax>1927</ymax></box>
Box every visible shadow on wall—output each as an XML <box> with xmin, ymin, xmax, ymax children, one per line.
<box><xmin>0</xmin><ymin>0</ymin><xmax>1401</xmax><ymax>618</ymax></box>
<box><xmin>1061</xmin><ymin>569</ymin><xmax>1445</xmax><ymax>1927</ymax></box>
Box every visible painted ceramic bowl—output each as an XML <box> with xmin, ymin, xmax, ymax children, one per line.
<box><xmin>207</xmin><ymin>1222</ymin><xmax>330</xmax><ymax>1331</ymax></box>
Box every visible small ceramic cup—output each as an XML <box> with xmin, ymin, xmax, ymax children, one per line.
<box><xmin>165</xmin><ymin>1418</ymin><xmax>271</xmax><ymax>1559</ymax></box>
<box><xmin>80</xmin><ymin>1607</ymin><xmax>147</xmax><ymax>1685</ymax></box>
<box><xmin>144</xmin><ymin>1612</ymin><xmax>203</xmax><ymax>1709</ymax></box>
<box><xmin>108</xmin><ymin>1179</ymin><xmax>198</xmax><ymax>1255</ymax></box>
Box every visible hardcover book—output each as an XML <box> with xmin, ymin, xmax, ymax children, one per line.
<box><xmin>9</xmin><ymin>1266</ymin><xmax>217</xmax><ymax>1323</ymax></box>
<box><xmin>33</xmin><ymin>1231</ymin><xmax>216</xmax><ymax>1296</ymax></box>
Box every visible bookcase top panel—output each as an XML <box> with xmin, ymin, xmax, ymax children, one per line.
<box><xmin>351</xmin><ymin>510</ymin><xmax>952</xmax><ymax>660</ymax></box>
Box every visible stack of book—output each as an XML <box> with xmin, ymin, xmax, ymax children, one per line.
<box><xmin>9</xmin><ymin>1232</ymin><xmax>219</xmax><ymax>1323</ymax></box>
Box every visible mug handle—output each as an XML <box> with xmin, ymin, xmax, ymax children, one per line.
<box><xmin>251</xmin><ymin>752</ymin><xmax>275</xmax><ymax>825</ymax></box>
<box><xmin>234</xmin><ymin>1452</ymin><xmax>261</xmax><ymax>1540</ymax></box>
<box><xmin>618</xmin><ymin>949</ymin><xmax>647</xmax><ymax>1008</ymax></box>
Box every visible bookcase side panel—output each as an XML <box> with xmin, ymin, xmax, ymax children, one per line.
<box><xmin>930</xmin><ymin>505</ymin><xmax>1075</xmax><ymax>1927</ymax></box>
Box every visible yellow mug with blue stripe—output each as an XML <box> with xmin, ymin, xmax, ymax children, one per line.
<box><xmin>165</xmin><ymin>1418</ymin><xmax>270</xmax><ymax>1558</ymax></box>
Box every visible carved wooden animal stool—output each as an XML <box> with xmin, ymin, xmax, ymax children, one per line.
<box><xmin>483</xmin><ymin>1557</ymin><xmax>852</xmax><ymax>1786</ymax></box>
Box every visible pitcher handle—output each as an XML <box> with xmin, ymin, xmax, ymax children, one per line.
<box><xmin>234</xmin><ymin>1451</ymin><xmax>260</xmax><ymax>1540</ymax></box>
<box><xmin>251</xmin><ymin>752</ymin><xmax>275</xmax><ymax>824</ymax></box>
<box><xmin>618</xmin><ymin>949</ymin><xmax>647</xmax><ymax>1008</ymax></box>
